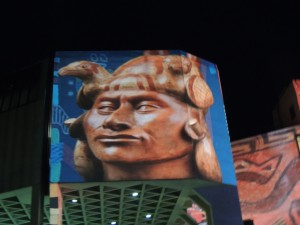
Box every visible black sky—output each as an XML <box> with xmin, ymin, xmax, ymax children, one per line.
<box><xmin>1</xmin><ymin>1</ymin><xmax>299</xmax><ymax>141</ymax></box>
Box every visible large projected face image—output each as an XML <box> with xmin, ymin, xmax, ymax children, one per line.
<box><xmin>51</xmin><ymin>51</ymin><xmax>233</xmax><ymax>183</ymax></box>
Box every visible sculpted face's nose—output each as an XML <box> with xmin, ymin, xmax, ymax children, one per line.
<box><xmin>102</xmin><ymin>104</ymin><xmax>133</xmax><ymax>131</ymax></box>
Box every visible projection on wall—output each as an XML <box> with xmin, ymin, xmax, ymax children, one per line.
<box><xmin>50</xmin><ymin>50</ymin><xmax>236</xmax><ymax>185</ymax></box>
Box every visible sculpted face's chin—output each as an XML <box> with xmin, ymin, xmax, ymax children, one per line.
<box><xmin>101</xmin><ymin>146</ymin><xmax>118</xmax><ymax>156</ymax></box>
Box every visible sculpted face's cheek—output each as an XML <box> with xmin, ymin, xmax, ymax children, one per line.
<box><xmin>85</xmin><ymin>110</ymin><xmax>102</xmax><ymax>129</ymax></box>
<box><xmin>170</xmin><ymin>111</ymin><xmax>188</xmax><ymax>123</ymax></box>
<box><xmin>135</xmin><ymin>113</ymin><xmax>157</xmax><ymax>125</ymax></box>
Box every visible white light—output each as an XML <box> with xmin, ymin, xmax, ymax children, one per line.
<box><xmin>111</xmin><ymin>222</ymin><xmax>117</xmax><ymax>225</ymax></box>
<box><xmin>145</xmin><ymin>214</ymin><xmax>151</xmax><ymax>219</ymax></box>
<box><xmin>132</xmin><ymin>192</ymin><xmax>139</xmax><ymax>197</ymax></box>
<box><xmin>71</xmin><ymin>199</ymin><xmax>78</xmax><ymax>203</ymax></box>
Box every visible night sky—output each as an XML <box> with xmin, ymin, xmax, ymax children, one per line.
<box><xmin>1</xmin><ymin>1</ymin><xmax>299</xmax><ymax>141</ymax></box>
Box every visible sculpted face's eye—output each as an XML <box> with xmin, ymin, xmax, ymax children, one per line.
<box><xmin>136</xmin><ymin>101</ymin><xmax>160</xmax><ymax>113</ymax></box>
<box><xmin>97</xmin><ymin>102</ymin><xmax>117</xmax><ymax>114</ymax></box>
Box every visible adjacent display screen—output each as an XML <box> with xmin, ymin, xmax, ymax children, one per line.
<box><xmin>50</xmin><ymin>50</ymin><xmax>236</xmax><ymax>185</ymax></box>
<box><xmin>186</xmin><ymin>202</ymin><xmax>208</xmax><ymax>225</ymax></box>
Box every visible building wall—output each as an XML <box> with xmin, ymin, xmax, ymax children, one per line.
<box><xmin>232</xmin><ymin>125</ymin><xmax>300</xmax><ymax>225</ymax></box>
<box><xmin>0</xmin><ymin>59</ymin><xmax>51</xmax><ymax>193</ymax></box>
<box><xmin>273</xmin><ymin>79</ymin><xmax>300</xmax><ymax>129</ymax></box>
<box><xmin>293</xmin><ymin>80</ymin><xmax>300</xmax><ymax>112</ymax></box>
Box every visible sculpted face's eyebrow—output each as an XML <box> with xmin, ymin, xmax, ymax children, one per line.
<box><xmin>95</xmin><ymin>91</ymin><xmax>168</xmax><ymax>106</ymax></box>
<box><xmin>128</xmin><ymin>95</ymin><xmax>163</xmax><ymax>103</ymax></box>
<box><xmin>95</xmin><ymin>95</ymin><xmax>119</xmax><ymax>102</ymax></box>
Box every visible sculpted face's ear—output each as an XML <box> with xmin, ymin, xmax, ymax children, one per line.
<box><xmin>195</xmin><ymin>134</ymin><xmax>223</xmax><ymax>183</ymax></box>
<box><xmin>64</xmin><ymin>113</ymin><xmax>87</xmax><ymax>140</ymax></box>
<box><xmin>187</xmin><ymin>110</ymin><xmax>223</xmax><ymax>183</ymax></box>
<box><xmin>185</xmin><ymin>119</ymin><xmax>205</xmax><ymax>141</ymax></box>
<box><xmin>184</xmin><ymin>109</ymin><xmax>206</xmax><ymax>141</ymax></box>
<box><xmin>184</xmin><ymin>108</ymin><xmax>223</xmax><ymax>182</ymax></box>
<box><xmin>73</xmin><ymin>139</ymin><xmax>103</xmax><ymax>181</ymax></box>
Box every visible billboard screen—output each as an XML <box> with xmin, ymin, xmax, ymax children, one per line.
<box><xmin>50</xmin><ymin>50</ymin><xmax>236</xmax><ymax>185</ymax></box>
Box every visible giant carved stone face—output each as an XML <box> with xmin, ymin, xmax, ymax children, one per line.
<box><xmin>83</xmin><ymin>89</ymin><xmax>194</xmax><ymax>164</ymax></box>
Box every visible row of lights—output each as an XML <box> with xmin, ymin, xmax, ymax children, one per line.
<box><xmin>110</xmin><ymin>214</ymin><xmax>152</xmax><ymax>225</ymax></box>
<box><xmin>70</xmin><ymin>192</ymin><xmax>151</xmax><ymax>225</ymax></box>
<box><xmin>71</xmin><ymin>191</ymin><xmax>139</xmax><ymax>203</ymax></box>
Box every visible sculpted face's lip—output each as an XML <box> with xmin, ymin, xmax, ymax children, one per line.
<box><xmin>96</xmin><ymin>134</ymin><xmax>141</xmax><ymax>143</ymax></box>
